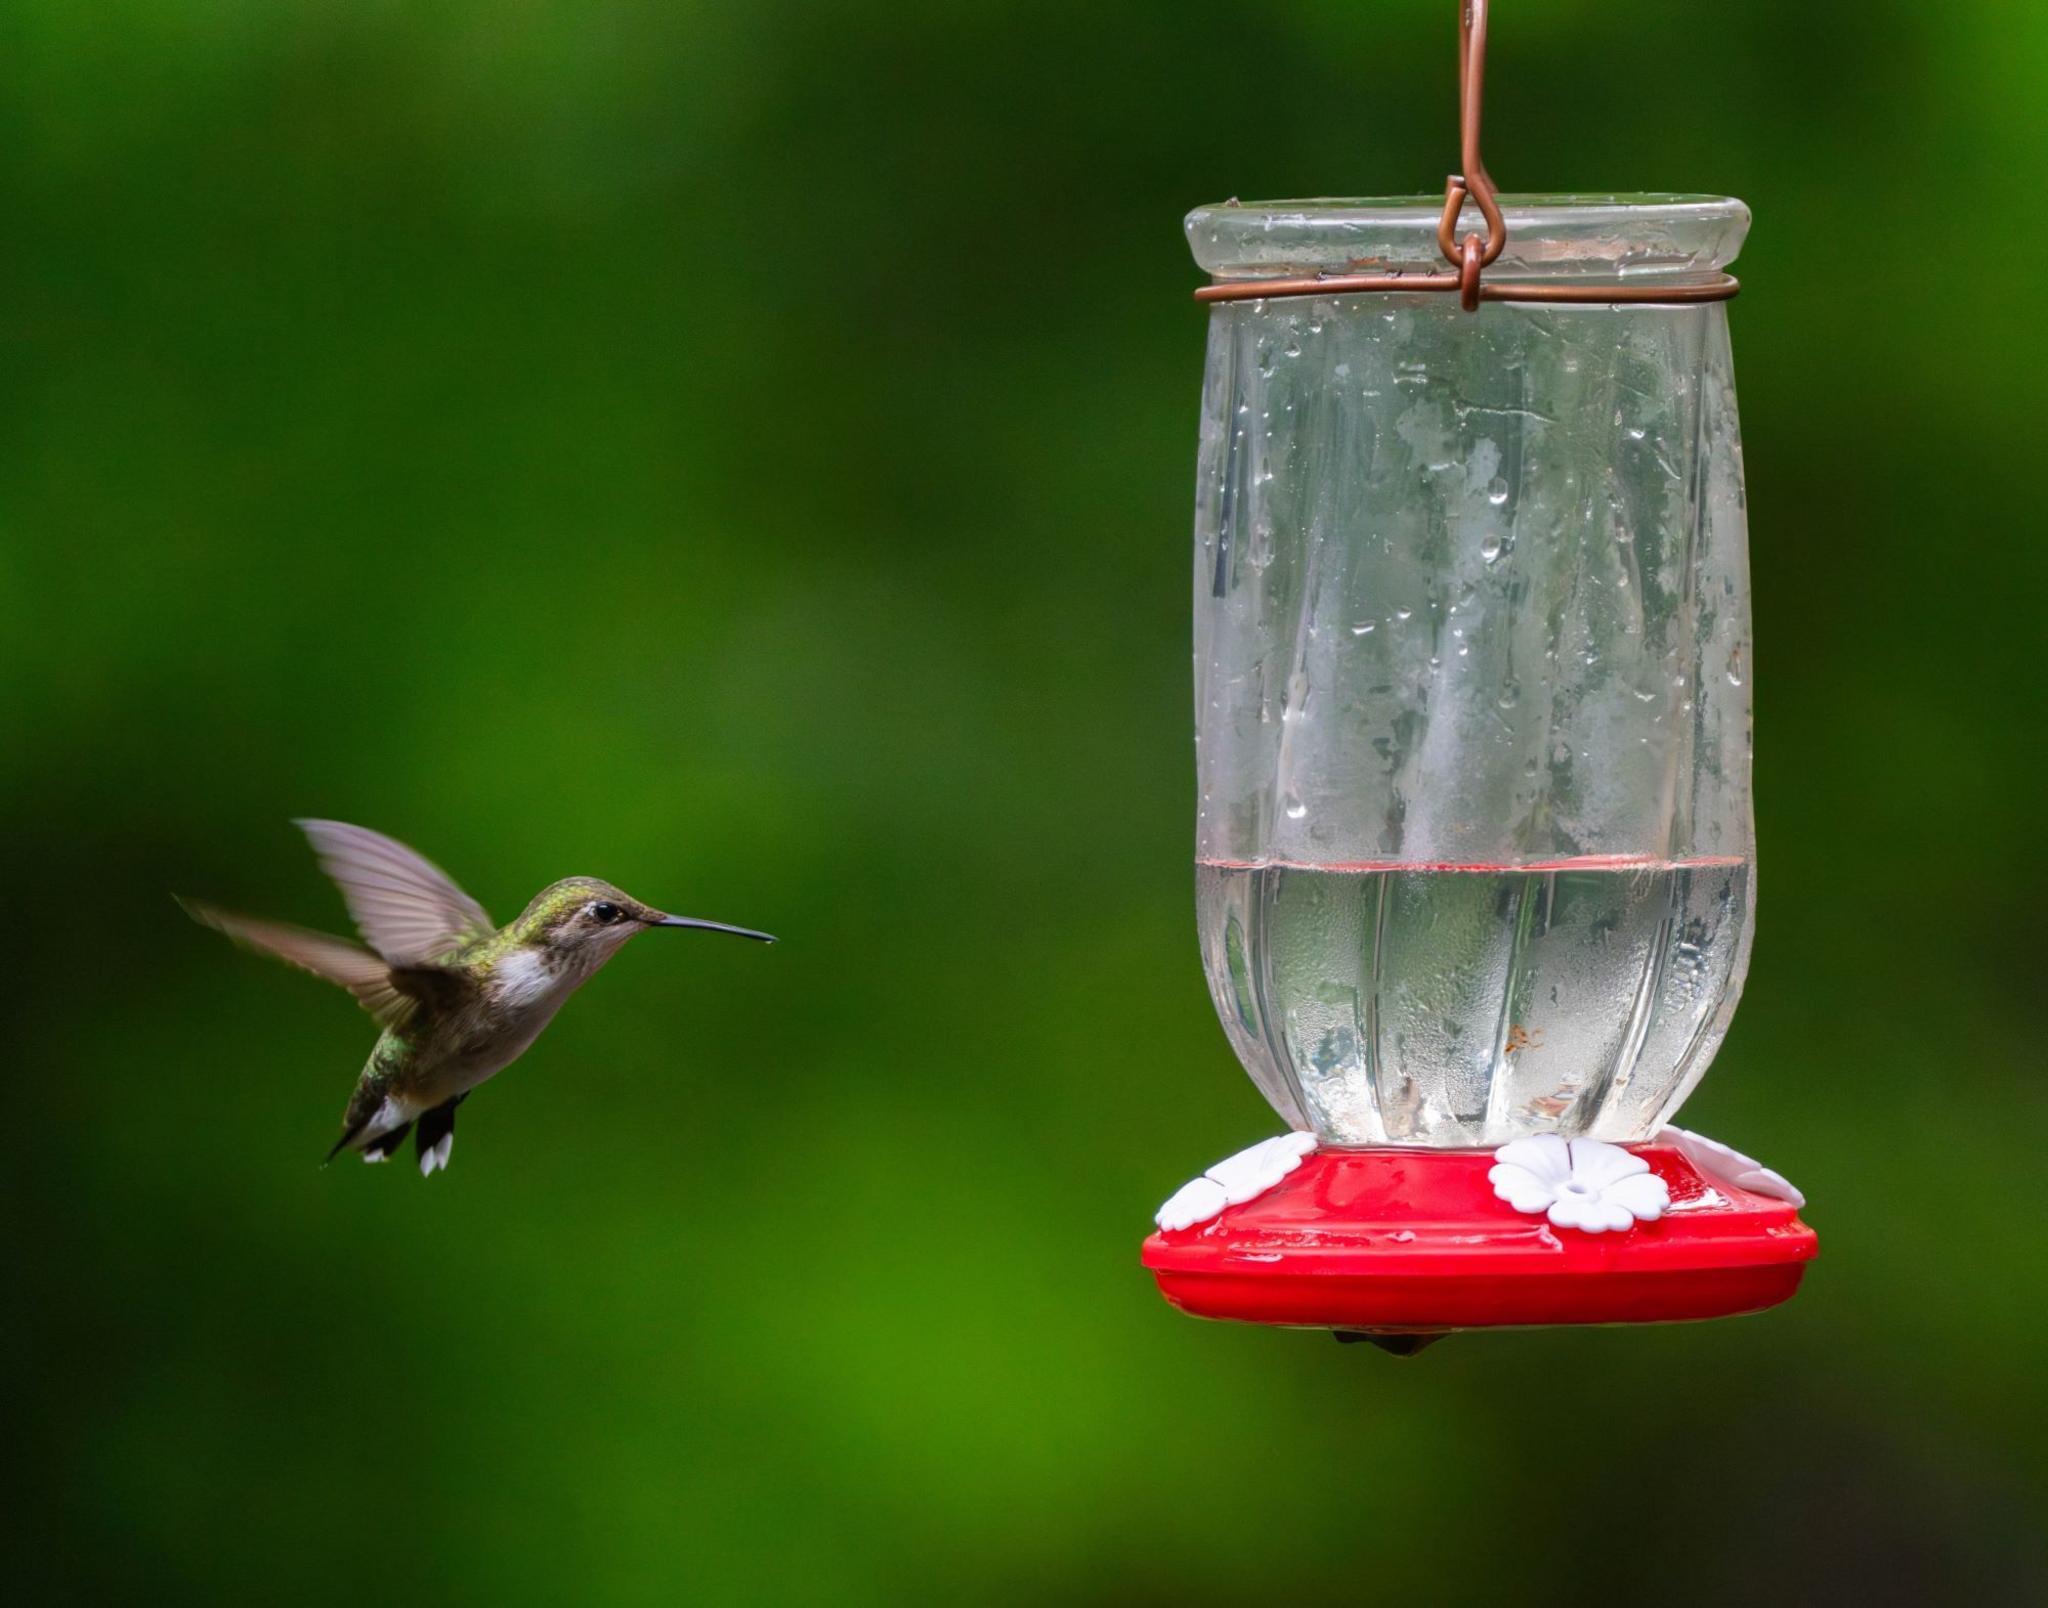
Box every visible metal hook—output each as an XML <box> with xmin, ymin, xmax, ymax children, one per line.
<box><xmin>1191</xmin><ymin>0</ymin><xmax>1741</xmax><ymax>308</ymax></box>
<box><xmin>1437</xmin><ymin>0</ymin><xmax>1506</xmax><ymax>283</ymax></box>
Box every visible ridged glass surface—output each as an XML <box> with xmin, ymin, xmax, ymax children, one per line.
<box><xmin>1190</xmin><ymin>201</ymin><xmax>1755</xmax><ymax>1147</ymax></box>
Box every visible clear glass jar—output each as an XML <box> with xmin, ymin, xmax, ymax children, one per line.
<box><xmin>1191</xmin><ymin>195</ymin><xmax>1755</xmax><ymax>1148</ymax></box>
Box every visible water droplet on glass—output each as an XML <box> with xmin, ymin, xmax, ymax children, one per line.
<box><xmin>1395</xmin><ymin>607</ymin><xmax>1413</xmax><ymax>622</ymax></box>
<box><xmin>1283</xmin><ymin>339</ymin><xmax>1302</xmax><ymax>358</ymax></box>
<box><xmin>1350</xmin><ymin>621</ymin><xmax>1377</xmax><ymax>636</ymax></box>
<box><xmin>1486</xmin><ymin>477</ymin><xmax>1509</xmax><ymax>506</ymax></box>
<box><xmin>1283</xmin><ymin>793</ymin><xmax>1308</xmax><ymax>820</ymax></box>
<box><xmin>1499</xmin><ymin>680</ymin><xmax>1521</xmax><ymax>709</ymax></box>
<box><xmin>1480</xmin><ymin>533</ymin><xmax>1504</xmax><ymax>563</ymax></box>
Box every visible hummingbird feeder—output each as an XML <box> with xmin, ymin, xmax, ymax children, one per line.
<box><xmin>1142</xmin><ymin>0</ymin><xmax>1815</xmax><ymax>1348</ymax></box>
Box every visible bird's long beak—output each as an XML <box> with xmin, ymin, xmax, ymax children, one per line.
<box><xmin>653</xmin><ymin>914</ymin><xmax>777</xmax><ymax>943</ymax></box>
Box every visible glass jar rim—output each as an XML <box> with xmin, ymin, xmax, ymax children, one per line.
<box><xmin>1187</xmin><ymin>193</ymin><xmax>1748</xmax><ymax>284</ymax></box>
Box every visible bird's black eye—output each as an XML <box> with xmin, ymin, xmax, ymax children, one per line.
<box><xmin>591</xmin><ymin>902</ymin><xmax>620</xmax><ymax>924</ymax></box>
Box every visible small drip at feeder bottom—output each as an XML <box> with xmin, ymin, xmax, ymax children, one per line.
<box><xmin>1335</xmin><ymin>1331</ymin><xmax>1448</xmax><ymax>1358</ymax></box>
<box><xmin>1144</xmin><ymin>1143</ymin><xmax>1815</xmax><ymax>1336</ymax></box>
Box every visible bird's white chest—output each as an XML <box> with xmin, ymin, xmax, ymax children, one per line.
<box><xmin>493</xmin><ymin>947</ymin><xmax>562</xmax><ymax>1010</ymax></box>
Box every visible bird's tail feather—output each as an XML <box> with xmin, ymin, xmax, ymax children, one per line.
<box><xmin>363</xmin><ymin>1124</ymin><xmax>413</xmax><ymax>1163</ymax></box>
<box><xmin>415</xmin><ymin>1096</ymin><xmax>463</xmax><ymax>1178</ymax></box>
<box><xmin>326</xmin><ymin>1122</ymin><xmax>412</xmax><ymax>1166</ymax></box>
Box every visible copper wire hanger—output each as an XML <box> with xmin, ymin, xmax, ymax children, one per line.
<box><xmin>1194</xmin><ymin>0</ymin><xmax>1741</xmax><ymax>309</ymax></box>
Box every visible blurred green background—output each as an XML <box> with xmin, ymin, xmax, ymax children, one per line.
<box><xmin>6</xmin><ymin>1</ymin><xmax>2044</xmax><ymax>1601</ymax></box>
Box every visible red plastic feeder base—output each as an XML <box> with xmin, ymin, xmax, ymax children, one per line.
<box><xmin>1142</xmin><ymin>1143</ymin><xmax>1815</xmax><ymax>1335</ymax></box>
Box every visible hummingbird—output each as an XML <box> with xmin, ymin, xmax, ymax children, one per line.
<box><xmin>181</xmin><ymin>820</ymin><xmax>774</xmax><ymax>1176</ymax></box>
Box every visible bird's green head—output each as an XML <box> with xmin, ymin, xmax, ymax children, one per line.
<box><xmin>511</xmin><ymin>877</ymin><xmax>776</xmax><ymax>962</ymax></box>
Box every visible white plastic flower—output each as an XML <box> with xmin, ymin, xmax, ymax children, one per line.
<box><xmin>1154</xmin><ymin>1132</ymin><xmax>1318</xmax><ymax>1232</ymax></box>
<box><xmin>1659</xmin><ymin>1125</ymin><xmax>1805</xmax><ymax>1208</ymax></box>
<box><xmin>1488</xmin><ymin>1135</ymin><xmax>1670</xmax><ymax>1233</ymax></box>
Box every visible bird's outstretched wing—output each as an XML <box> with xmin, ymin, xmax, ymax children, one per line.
<box><xmin>295</xmin><ymin>819</ymin><xmax>494</xmax><ymax>963</ymax></box>
<box><xmin>180</xmin><ymin>900</ymin><xmax>469</xmax><ymax>1029</ymax></box>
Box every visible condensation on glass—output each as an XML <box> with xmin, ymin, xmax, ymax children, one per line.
<box><xmin>1190</xmin><ymin>196</ymin><xmax>1755</xmax><ymax>1148</ymax></box>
